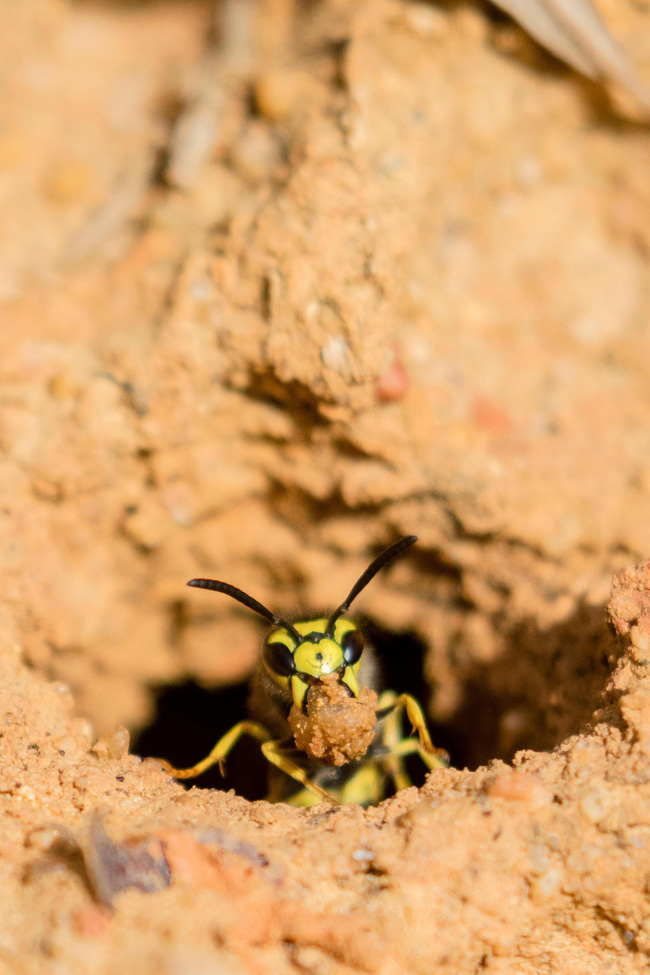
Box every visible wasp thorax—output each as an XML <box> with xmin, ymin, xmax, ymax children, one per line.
<box><xmin>288</xmin><ymin>674</ymin><xmax>378</xmax><ymax>766</ymax></box>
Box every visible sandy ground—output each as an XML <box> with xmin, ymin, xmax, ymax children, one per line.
<box><xmin>2</xmin><ymin>0</ymin><xmax>650</xmax><ymax>971</ymax></box>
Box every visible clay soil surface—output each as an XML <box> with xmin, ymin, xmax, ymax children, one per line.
<box><xmin>3</xmin><ymin>0</ymin><xmax>650</xmax><ymax>972</ymax></box>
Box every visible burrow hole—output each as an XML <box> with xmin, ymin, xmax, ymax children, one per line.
<box><xmin>134</xmin><ymin>603</ymin><xmax>617</xmax><ymax>802</ymax></box>
<box><xmin>134</xmin><ymin>623</ymin><xmax>454</xmax><ymax>802</ymax></box>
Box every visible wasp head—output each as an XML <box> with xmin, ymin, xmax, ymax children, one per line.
<box><xmin>186</xmin><ymin>535</ymin><xmax>416</xmax><ymax>716</ymax></box>
<box><xmin>263</xmin><ymin>617</ymin><xmax>364</xmax><ymax>711</ymax></box>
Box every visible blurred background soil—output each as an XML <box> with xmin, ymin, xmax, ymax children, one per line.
<box><xmin>2</xmin><ymin>0</ymin><xmax>650</xmax><ymax>971</ymax></box>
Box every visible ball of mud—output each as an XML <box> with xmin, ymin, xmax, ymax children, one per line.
<box><xmin>288</xmin><ymin>675</ymin><xmax>378</xmax><ymax>766</ymax></box>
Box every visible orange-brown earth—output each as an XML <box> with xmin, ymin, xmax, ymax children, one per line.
<box><xmin>2</xmin><ymin>0</ymin><xmax>650</xmax><ymax>971</ymax></box>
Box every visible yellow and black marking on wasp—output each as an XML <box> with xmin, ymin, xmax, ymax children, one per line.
<box><xmin>159</xmin><ymin>536</ymin><xmax>448</xmax><ymax>805</ymax></box>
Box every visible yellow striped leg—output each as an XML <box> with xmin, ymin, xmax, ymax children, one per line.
<box><xmin>157</xmin><ymin>720</ymin><xmax>272</xmax><ymax>779</ymax></box>
<box><xmin>376</xmin><ymin>690</ymin><xmax>411</xmax><ymax>792</ymax></box>
<box><xmin>261</xmin><ymin>741</ymin><xmax>336</xmax><ymax>804</ymax></box>
<box><xmin>377</xmin><ymin>691</ymin><xmax>449</xmax><ymax>766</ymax></box>
<box><xmin>389</xmin><ymin>735</ymin><xmax>446</xmax><ymax>770</ymax></box>
<box><xmin>158</xmin><ymin>720</ymin><xmax>336</xmax><ymax>804</ymax></box>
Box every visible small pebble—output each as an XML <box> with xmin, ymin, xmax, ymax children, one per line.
<box><xmin>486</xmin><ymin>771</ymin><xmax>551</xmax><ymax>808</ymax></box>
<box><xmin>321</xmin><ymin>336</ymin><xmax>352</xmax><ymax>376</ymax></box>
<box><xmin>402</xmin><ymin>3</ymin><xmax>448</xmax><ymax>39</ymax></box>
<box><xmin>71</xmin><ymin>905</ymin><xmax>110</xmax><ymax>939</ymax></box>
<box><xmin>75</xmin><ymin>719</ymin><xmax>95</xmax><ymax>744</ymax></box>
<box><xmin>630</xmin><ymin>624</ymin><xmax>650</xmax><ymax>661</ymax></box>
<box><xmin>254</xmin><ymin>69</ymin><xmax>303</xmax><ymax>121</ymax></box>
<box><xmin>375</xmin><ymin>347</ymin><xmax>409</xmax><ymax>403</ymax></box>
<box><xmin>529</xmin><ymin>867</ymin><xmax>562</xmax><ymax>903</ymax></box>
<box><xmin>24</xmin><ymin>826</ymin><xmax>68</xmax><ymax>852</ymax></box>
<box><xmin>92</xmin><ymin>726</ymin><xmax>130</xmax><ymax>761</ymax></box>
<box><xmin>53</xmin><ymin>735</ymin><xmax>77</xmax><ymax>758</ymax></box>
<box><xmin>579</xmin><ymin>787</ymin><xmax>615</xmax><ymax>825</ymax></box>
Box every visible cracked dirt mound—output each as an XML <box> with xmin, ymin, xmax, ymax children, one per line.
<box><xmin>2</xmin><ymin>0</ymin><xmax>650</xmax><ymax>971</ymax></box>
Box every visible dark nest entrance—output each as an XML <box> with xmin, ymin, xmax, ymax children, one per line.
<box><xmin>133</xmin><ymin>624</ymin><xmax>453</xmax><ymax>802</ymax></box>
<box><xmin>134</xmin><ymin>604</ymin><xmax>619</xmax><ymax>801</ymax></box>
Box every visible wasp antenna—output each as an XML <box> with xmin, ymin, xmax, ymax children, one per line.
<box><xmin>326</xmin><ymin>535</ymin><xmax>418</xmax><ymax>636</ymax></box>
<box><xmin>187</xmin><ymin>578</ymin><xmax>302</xmax><ymax>642</ymax></box>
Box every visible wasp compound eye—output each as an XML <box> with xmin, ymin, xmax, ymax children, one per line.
<box><xmin>342</xmin><ymin>629</ymin><xmax>364</xmax><ymax>665</ymax></box>
<box><xmin>263</xmin><ymin>640</ymin><xmax>297</xmax><ymax>677</ymax></box>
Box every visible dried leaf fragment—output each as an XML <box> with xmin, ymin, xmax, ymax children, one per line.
<box><xmin>490</xmin><ymin>0</ymin><xmax>650</xmax><ymax>115</ymax></box>
<box><xmin>82</xmin><ymin>814</ymin><xmax>170</xmax><ymax>908</ymax></box>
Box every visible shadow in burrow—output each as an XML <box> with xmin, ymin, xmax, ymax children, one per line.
<box><xmin>134</xmin><ymin>596</ymin><xmax>623</xmax><ymax>800</ymax></box>
<box><xmin>442</xmin><ymin>599</ymin><xmax>622</xmax><ymax>771</ymax></box>
<box><xmin>133</xmin><ymin>623</ymin><xmax>450</xmax><ymax>801</ymax></box>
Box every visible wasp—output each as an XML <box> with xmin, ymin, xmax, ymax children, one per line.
<box><xmin>160</xmin><ymin>536</ymin><xmax>448</xmax><ymax>805</ymax></box>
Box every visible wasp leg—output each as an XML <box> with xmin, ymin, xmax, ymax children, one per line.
<box><xmin>157</xmin><ymin>720</ymin><xmax>272</xmax><ymax>779</ymax></box>
<box><xmin>388</xmin><ymin>735</ymin><xmax>444</xmax><ymax>770</ymax></box>
<box><xmin>261</xmin><ymin>741</ymin><xmax>337</xmax><ymax>804</ymax></box>
<box><xmin>376</xmin><ymin>691</ymin><xmax>449</xmax><ymax>767</ymax></box>
<box><xmin>338</xmin><ymin>761</ymin><xmax>384</xmax><ymax>806</ymax></box>
<box><xmin>157</xmin><ymin>723</ymin><xmax>336</xmax><ymax>803</ymax></box>
<box><xmin>375</xmin><ymin>690</ymin><xmax>411</xmax><ymax>792</ymax></box>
